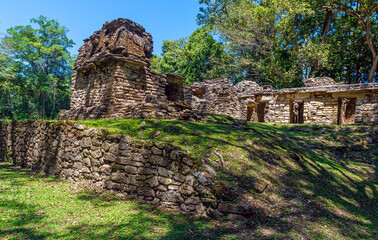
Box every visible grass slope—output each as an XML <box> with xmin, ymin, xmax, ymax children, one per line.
<box><xmin>1</xmin><ymin>115</ymin><xmax>377</xmax><ymax>239</ymax></box>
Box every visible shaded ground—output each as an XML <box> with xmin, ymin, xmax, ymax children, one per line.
<box><xmin>1</xmin><ymin>116</ymin><xmax>377</xmax><ymax>239</ymax></box>
<box><xmin>0</xmin><ymin>163</ymin><xmax>245</xmax><ymax>240</ymax></box>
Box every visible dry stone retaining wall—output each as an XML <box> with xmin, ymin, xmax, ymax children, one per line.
<box><xmin>0</xmin><ymin>120</ymin><xmax>254</xmax><ymax>217</ymax></box>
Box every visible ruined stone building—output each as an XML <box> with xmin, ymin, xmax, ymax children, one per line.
<box><xmin>59</xmin><ymin>18</ymin><xmax>191</xmax><ymax>120</ymax></box>
<box><xmin>60</xmin><ymin>18</ymin><xmax>378</xmax><ymax>125</ymax></box>
<box><xmin>192</xmin><ymin>77</ymin><xmax>378</xmax><ymax>125</ymax></box>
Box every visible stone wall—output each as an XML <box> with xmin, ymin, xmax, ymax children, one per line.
<box><xmin>194</xmin><ymin>78</ymin><xmax>378</xmax><ymax>125</ymax></box>
<box><xmin>302</xmin><ymin>77</ymin><xmax>338</xmax><ymax>87</ymax></box>
<box><xmin>249</xmin><ymin>85</ymin><xmax>378</xmax><ymax>125</ymax></box>
<box><xmin>0</xmin><ymin>120</ymin><xmax>254</xmax><ymax>217</ymax></box>
<box><xmin>191</xmin><ymin>78</ymin><xmax>242</xmax><ymax>119</ymax></box>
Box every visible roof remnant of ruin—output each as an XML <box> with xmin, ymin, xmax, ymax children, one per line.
<box><xmin>302</xmin><ymin>77</ymin><xmax>338</xmax><ymax>87</ymax></box>
<box><xmin>74</xmin><ymin>18</ymin><xmax>153</xmax><ymax>70</ymax></box>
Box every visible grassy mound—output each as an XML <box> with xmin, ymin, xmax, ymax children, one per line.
<box><xmin>1</xmin><ymin>115</ymin><xmax>377</xmax><ymax>239</ymax></box>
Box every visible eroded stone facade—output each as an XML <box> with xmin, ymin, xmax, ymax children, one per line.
<box><xmin>192</xmin><ymin>78</ymin><xmax>378</xmax><ymax>125</ymax></box>
<box><xmin>59</xmin><ymin>18</ymin><xmax>191</xmax><ymax>120</ymax></box>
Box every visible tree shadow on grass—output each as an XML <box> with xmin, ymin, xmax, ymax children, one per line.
<box><xmin>1</xmin><ymin>118</ymin><xmax>377</xmax><ymax>239</ymax></box>
<box><xmin>0</xmin><ymin>163</ymin><xmax>251</xmax><ymax>240</ymax></box>
<box><xmin>0</xmin><ymin>199</ymin><xmax>49</xmax><ymax>239</ymax></box>
<box><xmin>77</xmin><ymin>118</ymin><xmax>377</xmax><ymax>239</ymax></box>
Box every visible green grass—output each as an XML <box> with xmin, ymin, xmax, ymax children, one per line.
<box><xmin>0</xmin><ymin>163</ymin><xmax>240</xmax><ymax>240</ymax></box>
<box><xmin>1</xmin><ymin>115</ymin><xmax>377</xmax><ymax>239</ymax></box>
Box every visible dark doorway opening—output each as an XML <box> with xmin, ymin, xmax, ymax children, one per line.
<box><xmin>247</xmin><ymin>106</ymin><xmax>253</xmax><ymax>121</ymax></box>
<box><xmin>290</xmin><ymin>100</ymin><xmax>304</xmax><ymax>124</ymax></box>
<box><xmin>338</xmin><ymin>98</ymin><xmax>356</xmax><ymax>125</ymax></box>
<box><xmin>257</xmin><ymin>102</ymin><xmax>266</xmax><ymax>122</ymax></box>
<box><xmin>165</xmin><ymin>83</ymin><xmax>179</xmax><ymax>101</ymax></box>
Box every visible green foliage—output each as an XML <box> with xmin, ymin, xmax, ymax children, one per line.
<box><xmin>198</xmin><ymin>0</ymin><xmax>315</xmax><ymax>87</ymax></box>
<box><xmin>153</xmin><ymin>27</ymin><xmax>226</xmax><ymax>85</ymax></box>
<box><xmin>0</xmin><ymin>16</ymin><xmax>75</xmax><ymax>119</ymax></box>
<box><xmin>198</xmin><ymin>0</ymin><xmax>377</xmax><ymax>85</ymax></box>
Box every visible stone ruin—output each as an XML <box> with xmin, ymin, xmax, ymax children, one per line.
<box><xmin>191</xmin><ymin>78</ymin><xmax>242</xmax><ymax>119</ymax></box>
<box><xmin>59</xmin><ymin>18</ymin><xmax>191</xmax><ymax>120</ymax></box>
<box><xmin>192</xmin><ymin>77</ymin><xmax>378</xmax><ymax>125</ymax></box>
<box><xmin>302</xmin><ymin>77</ymin><xmax>339</xmax><ymax>87</ymax></box>
<box><xmin>59</xmin><ymin>18</ymin><xmax>378</xmax><ymax>125</ymax></box>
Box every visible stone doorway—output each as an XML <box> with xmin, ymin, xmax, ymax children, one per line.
<box><xmin>247</xmin><ymin>103</ymin><xmax>257</xmax><ymax>122</ymax></box>
<box><xmin>165</xmin><ymin>74</ymin><xmax>185</xmax><ymax>102</ymax></box>
<box><xmin>290</xmin><ymin>100</ymin><xmax>304</xmax><ymax>124</ymax></box>
<box><xmin>257</xmin><ymin>102</ymin><xmax>266</xmax><ymax>122</ymax></box>
<box><xmin>247</xmin><ymin>106</ymin><xmax>253</xmax><ymax>121</ymax></box>
<box><xmin>338</xmin><ymin>98</ymin><xmax>357</xmax><ymax>125</ymax></box>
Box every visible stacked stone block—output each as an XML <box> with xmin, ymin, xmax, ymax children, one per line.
<box><xmin>0</xmin><ymin>120</ymin><xmax>254</xmax><ymax>217</ymax></box>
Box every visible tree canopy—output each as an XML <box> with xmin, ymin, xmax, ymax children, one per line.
<box><xmin>0</xmin><ymin>16</ymin><xmax>75</xmax><ymax>119</ymax></box>
<box><xmin>195</xmin><ymin>0</ymin><xmax>377</xmax><ymax>85</ymax></box>
<box><xmin>151</xmin><ymin>27</ymin><xmax>226</xmax><ymax>85</ymax></box>
<box><xmin>0</xmin><ymin>3</ymin><xmax>377</xmax><ymax>120</ymax></box>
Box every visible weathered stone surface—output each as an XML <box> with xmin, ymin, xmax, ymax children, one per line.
<box><xmin>80</xmin><ymin>137</ymin><xmax>91</xmax><ymax>148</ymax></box>
<box><xmin>139</xmin><ymin>167</ymin><xmax>156</xmax><ymax>175</ymax></box>
<box><xmin>251</xmin><ymin>178</ymin><xmax>270</xmax><ymax>193</ymax></box>
<box><xmin>228</xmin><ymin>213</ymin><xmax>247</xmax><ymax>222</ymax></box>
<box><xmin>192</xmin><ymin>78</ymin><xmax>242</xmax><ymax>119</ymax></box>
<box><xmin>207</xmin><ymin>208</ymin><xmax>223</xmax><ymax>220</ymax></box>
<box><xmin>193</xmin><ymin>78</ymin><xmax>377</xmax><ymax>126</ymax></box>
<box><xmin>124</xmin><ymin>166</ymin><xmax>138</xmax><ymax>174</ymax></box>
<box><xmin>59</xmin><ymin>18</ymin><xmax>191</xmax><ymax>121</ymax></box>
<box><xmin>218</xmin><ymin>203</ymin><xmax>254</xmax><ymax>215</ymax></box>
<box><xmin>193</xmin><ymin>170</ymin><xmax>212</xmax><ymax>186</ymax></box>
<box><xmin>146</xmin><ymin>176</ymin><xmax>159</xmax><ymax>187</ymax></box>
<box><xmin>103</xmin><ymin>152</ymin><xmax>116</xmax><ymax>163</ymax></box>
<box><xmin>73</xmin><ymin>162</ymin><xmax>82</xmax><ymax>170</ymax></box>
<box><xmin>149</xmin><ymin>155</ymin><xmax>169</xmax><ymax>167</ymax></box>
<box><xmin>158</xmin><ymin>177</ymin><xmax>173</xmax><ymax>185</ymax></box>
<box><xmin>75</xmin><ymin>18</ymin><xmax>153</xmax><ymax>70</ymax></box>
<box><xmin>212</xmin><ymin>181</ymin><xmax>237</xmax><ymax>201</ymax></box>
<box><xmin>91</xmin><ymin>149</ymin><xmax>102</xmax><ymax>159</ymax></box>
<box><xmin>173</xmin><ymin>173</ymin><xmax>186</xmax><ymax>183</ymax></box>
<box><xmin>302</xmin><ymin>77</ymin><xmax>338</xmax><ymax>87</ymax></box>
<box><xmin>158</xmin><ymin>167</ymin><xmax>172</xmax><ymax>178</ymax></box>
<box><xmin>111</xmin><ymin>172</ymin><xmax>127</xmax><ymax>183</ymax></box>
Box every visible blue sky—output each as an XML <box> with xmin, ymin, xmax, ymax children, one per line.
<box><xmin>0</xmin><ymin>0</ymin><xmax>201</xmax><ymax>56</ymax></box>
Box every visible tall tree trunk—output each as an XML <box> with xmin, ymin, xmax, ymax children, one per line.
<box><xmin>356</xmin><ymin>40</ymin><xmax>365</xmax><ymax>83</ymax></box>
<box><xmin>364</xmin><ymin>12</ymin><xmax>377</xmax><ymax>83</ymax></box>
<box><xmin>368</xmin><ymin>56</ymin><xmax>378</xmax><ymax>83</ymax></box>
<box><xmin>310</xmin><ymin>9</ymin><xmax>333</xmax><ymax>75</ymax></box>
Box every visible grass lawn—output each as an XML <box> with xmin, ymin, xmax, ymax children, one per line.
<box><xmin>0</xmin><ymin>162</ymin><xmax>238</xmax><ymax>240</ymax></box>
<box><xmin>1</xmin><ymin>115</ymin><xmax>377</xmax><ymax>239</ymax></box>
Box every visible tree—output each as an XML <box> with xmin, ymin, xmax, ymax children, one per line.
<box><xmin>153</xmin><ymin>27</ymin><xmax>226</xmax><ymax>85</ymax></box>
<box><xmin>329</xmin><ymin>0</ymin><xmax>378</xmax><ymax>82</ymax></box>
<box><xmin>198</xmin><ymin>0</ymin><xmax>377</xmax><ymax>85</ymax></box>
<box><xmin>158</xmin><ymin>38</ymin><xmax>186</xmax><ymax>75</ymax></box>
<box><xmin>0</xmin><ymin>16</ymin><xmax>74</xmax><ymax>119</ymax></box>
<box><xmin>198</xmin><ymin>0</ymin><xmax>314</xmax><ymax>87</ymax></box>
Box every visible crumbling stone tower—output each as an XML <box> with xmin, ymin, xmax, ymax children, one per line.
<box><xmin>60</xmin><ymin>18</ymin><xmax>191</xmax><ymax>120</ymax></box>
